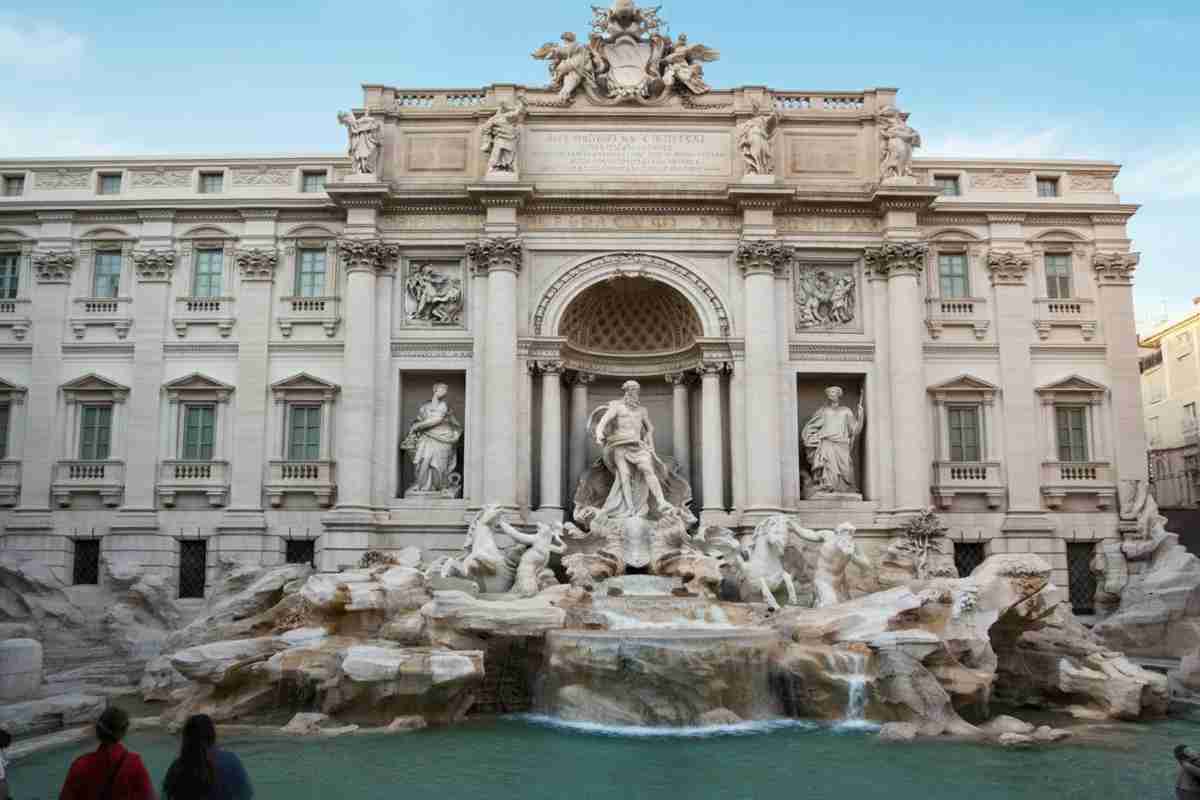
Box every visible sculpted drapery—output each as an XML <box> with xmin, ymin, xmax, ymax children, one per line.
<box><xmin>802</xmin><ymin>386</ymin><xmax>865</xmax><ymax>496</ymax></box>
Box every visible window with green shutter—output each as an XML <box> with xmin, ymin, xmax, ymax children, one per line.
<box><xmin>0</xmin><ymin>253</ymin><xmax>19</xmax><ymax>300</ymax></box>
<box><xmin>295</xmin><ymin>249</ymin><xmax>326</xmax><ymax>297</ymax></box>
<box><xmin>1045</xmin><ymin>254</ymin><xmax>1073</xmax><ymax>299</ymax></box>
<box><xmin>947</xmin><ymin>406</ymin><xmax>981</xmax><ymax>462</ymax></box>
<box><xmin>0</xmin><ymin>403</ymin><xmax>9</xmax><ymax>460</ymax></box>
<box><xmin>182</xmin><ymin>405</ymin><xmax>215</xmax><ymax>460</ymax></box>
<box><xmin>193</xmin><ymin>249</ymin><xmax>223</xmax><ymax>297</ymax></box>
<box><xmin>288</xmin><ymin>405</ymin><xmax>321</xmax><ymax>461</ymax></box>
<box><xmin>1055</xmin><ymin>406</ymin><xmax>1088</xmax><ymax>462</ymax></box>
<box><xmin>938</xmin><ymin>254</ymin><xmax>969</xmax><ymax>299</ymax></box>
<box><xmin>79</xmin><ymin>405</ymin><xmax>112</xmax><ymax>460</ymax></box>
<box><xmin>93</xmin><ymin>252</ymin><xmax>121</xmax><ymax>298</ymax></box>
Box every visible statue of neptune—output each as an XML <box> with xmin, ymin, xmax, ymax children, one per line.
<box><xmin>592</xmin><ymin>380</ymin><xmax>674</xmax><ymax>517</ymax></box>
<box><xmin>802</xmin><ymin>386</ymin><xmax>865</xmax><ymax>496</ymax></box>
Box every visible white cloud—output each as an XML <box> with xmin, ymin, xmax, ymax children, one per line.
<box><xmin>0</xmin><ymin>20</ymin><xmax>84</xmax><ymax>75</ymax></box>
<box><xmin>0</xmin><ymin>109</ymin><xmax>145</xmax><ymax>157</ymax></box>
<box><xmin>1120</xmin><ymin>149</ymin><xmax>1200</xmax><ymax>199</ymax></box>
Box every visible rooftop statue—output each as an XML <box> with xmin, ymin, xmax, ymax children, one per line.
<box><xmin>877</xmin><ymin>105</ymin><xmax>922</xmax><ymax>183</ymax></box>
<box><xmin>531</xmin><ymin>32</ymin><xmax>600</xmax><ymax>103</ymax></box>
<box><xmin>480</xmin><ymin>98</ymin><xmax>528</xmax><ymax>175</ymax></box>
<box><xmin>736</xmin><ymin>103</ymin><xmax>780</xmax><ymax>176</ymax></box>
<box><xmin>337</xmin><ymin>111</ymin><xmax>381</xmax><ymax>176</ymax></box>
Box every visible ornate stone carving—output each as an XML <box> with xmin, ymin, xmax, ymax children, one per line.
<box><xmin>970</xmin><ymin>170</ymin><xmax>1028</xmax><ymax>191</ymax></box>
<box><xmin>465</xmin><ymin>237</ymin><xmax>523</xmax><ymax>274</ymax></box>
<box><xmin>661</xmin><ymin>35</ymin><xmax>720</xmax><ymax>95</ymax></box>
<box><xmin>481</xmin><ymin>98</ymin><xmax>528</xmax><ymax>175</ymax></box>
<box><xmin>400</xmin><ymin>382</ymin><xmax>464</xmax><ymax>499</ymax></box>
<box><xmin>736</xmin><ymin>103</ymin><xmax>780</xmax><ymax>176</ymax></box>
<box><xmin>793</xmin><ymin>522</ymin><xmax>873</xmax><ymax>607</ymax></box>
<box><xmin>132</xmin><ymin>249</ymin><xmax>177</xmax><ymax>282</ymax></box>
<box><xmin>1093</xmin><ymin>251</ymin><xmax>1139</xmax><ymax>285</ymax></box>
<box><xmin>559</xmin><ymin>278</ymin><xmax>702</xmax><ymax>353</ymax></box>
<box><xmin>863</xmin><ymin>241</ymin><xmax>928</xmax><ymax>277</ymax></box>
<box><xmin>337</xmin><ymin>238</ymin><xmax>400</xmax><ymax>274</ymax></box>
<box><xmin>532</xmin><ymin>32</ymin><xmax>599</xmax><ymax>103</ymax></box>
<box><xmin>33</xmin><ymin>168</ymin><xmax>89</xmax><ymax>190</ymax></box>
<box><xmin>986</xmin><ymin>250</ymin><xmax>1033</xmax><ymax>286</ymax></box>
<box><xmin>32</xmin><ymin>250</ymin><xmax>76</xmax><ymax>282</ymax></box>
<box><xmin>338</xmin><ymin>111</ymin><xmax>382</xmax><ymax>176</ymax></box>
<box><xmin>234</xmin><ymin>248</ymin><xmax>279</xmax><ymax>281</ymax></box>
<box><xmin>129</xmin><ymin>168</ymin><xmax>191</xmax><ymax>189</ymax></box>
<box><xmin>1071</xmin><ymin>172</ymin><xmax>1115</xmax><ymax>192</ymax></box>
<box><xmin>231</xmin><ymin>166</ymin><xmax>291</xmax><ymax>186</ymax></box>
<box><xmin>877</xmin><ymin>105</ymin><xmax>922</xmax><ymax>182</ymax></box>
<box><xmin>802</xmin><ymin>386</ymin><xmax>864</xmax><ymax>498</ymax></box>
<box><xmin>664</xmin><ymin>372</ymin><xmax>691</xmax><ymax>387</ymax></box>
<box><xmin>405</xmin><ymin>262</ymin><xmax>464</xmax><ymax>326</ymax></box>
<box><xmin>794</xmin><ymin>265</ymin><xmax>856</xmax><ymax>329</ymax></box>
<box><xmin>736</xmin><ymin>239</ymin><xmax>791</xmax><ymax>275</ymax></box>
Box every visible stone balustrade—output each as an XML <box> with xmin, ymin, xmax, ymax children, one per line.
<box><xmin>1040</xmin><ymin>461</ymin><xmax>1115</xmax><ymax>509</ymax></box>
<box><xmin>156</xmin><ymin>459</ymin><xmax>230</xmax><ymax>507</ymax></box>
<box><xmin>277</xmin><ymin>295</ymin><xmax>341</xmax><ymax>337</ymax></box>
<box><xmin>931</xmin><ymin>461</ymin><xmax>1004</xmax><ymax>509</ymax></box>
<box><xmin>266</xmin><ymin>459</ymin><xmax>336</xmax><ymax>508</ymax></box>
<box><xmin>924</xmin><ymin>296</ymin><xmax>990</xmax><ymax>340</ymax></box>
<box><xmin>173</xmin><ymin>296</ymin><xmax>235</xmax><ymax>337</ymax></box>
<box><xmin>69</xmin><ymin>296</ymin><xmax>132</xmax><ymax>339</ymax></box>
<box><xmin>51</xmin><ymin>459</ymin><xmax>125</xmax><ymax>507</ymax></box>
<box><xmin>1033</xmin><ymin>297</ymin><xmax>1097</xmax><ymax>341</ymax></box>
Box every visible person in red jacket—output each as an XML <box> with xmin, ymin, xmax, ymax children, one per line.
<box><xmin>60</xmin><ymin>707</ymin><xmax>155</xmax><ymax>800</ymax></box>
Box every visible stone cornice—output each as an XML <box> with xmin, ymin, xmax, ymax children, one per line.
<box><xmin>465</xmin><ymin>237</ymin><xmax>523</xmax><ymax>275</ymax></box>
<box><xmin>337</xmin><ymin>238</ymin><xmax>400</xmax><ymax>275</ymax></box>
<box><xmin>863</xmin><ymin>241</ymin><xmax>928</xmax><ymax>277</ymax></box>
<box><xmin>736</xmin><ymin>239</ymin><xmax>792</xmax><ymax>276</ymax></box>
<box><xmin>137</xmin><ymin>209</ymin><xmax>176</xmax><ymax>223</ymax></box>
<box><xmin>1093</xmin><ymin>251</ymin><xmax>1139</xmax><ymax>286</ymax></box>
<box><xmin>240</xmin><ymin>209</ymin><xmax>279</xmax><ymax>221</ymax></box>
<box><xmin>467</xmin><ymin>184</ymin><xmax>536</xmax><ymax>209</ymax></box>
<box><xmin>32</xmin><ymin>250</ymin><xmax>76</xmax><ymax>283</ymax></box>
<box><xmin>726</xmin><ymin>185</ymin><xmax>795</xmax><ymax>210</ymax></box>
<box><xmin>234</xmin><ymin>247</ymin><xmax>279</xmax><ymax>281</ymax></box>
<box><xmin>132</xmin><ymin>249</ymin><xmax>177</xmax><ymax>282</ymax></box>
<box><xmin>985</xmin><ymin>249</ymin><xmax>1033</xmax><ymax>286</ymax></box>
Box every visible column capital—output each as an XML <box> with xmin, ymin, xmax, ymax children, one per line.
<box><xmin>337</xmin><ymin>238</ymin><xmax>400</xmax><ymax>276</ymax></box>
<box><xmin>531</xmin><ymin>359</ymin><xmax>565</xmax><ymax>376</ymax></box>
<box><xmin>32</xmin><ymin>250</ymin><xmax>76</xmax><ymax>283</ymax></box>
<box><xmin>985</xmin><ymin>249</ymin><xmax>1033</xmax><ymax>286</ymax></box>
<box><xmin>864</xmin><ymin>240</ymin><xmax>928</xmax><ymax>278</ymax></box>
<box><xmin>1093</xmin><ymin>251</ymin><xmax>1139</xmax><ymax>286</ymax></box>
<box><xmin>132</xmin><ymin>249</ymin><xmax>177</xmax><ymax>283</ymax></box>
<box><xmin>570</xmin><ymin>370</ymin><xmax>597</xmax><ymax>386</ymax></box>
<box><xmin>234</xmin><ymin>248</ymin><xmax>279</xmax><ymax>281</ymax></box>
<box><xmin>466</xmin><ymin>237</ymin><xmax>523</xmax><ymax>275</ymax></box>
<box><xmin>698</xmin><ymin>360</ymin><xmax>730</xmax><ymax>376</ymax></box>
<box><xmin>665</xmin><ymin>372</ymin><xmax>693</xmax><ymax>387</ymax></box>
<box><xmin>736</xmin><ymin>239</ymin><xmax>792</xmax><ymax>277</ymax></box>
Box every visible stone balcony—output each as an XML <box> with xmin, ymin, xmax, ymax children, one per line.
<box><xmin>1040</xmin><ymin>461</ymin><xmax>1115</xmax><ymax>508</ymax></box>
<box><xmin>0</xmin><ymin>460</ymin><xmax>20</xmax><ymax>506</ymax></box>
<box><xmin>157</xmin><ymin>460</ymin><xmax>230</xmax><ymax>507</ymax></box>
<box><xmin>266</xmin><ymin>460</ymin><xmax>336</xmax><ymax>507</ymax></box>
<box><xmin>277</xmin><ymin>296</ymin><xmax>341</xmax><ymax>338</ymax></box>
<box><xmin>69</xmin><ymin>297</ymin><xmax>132</xmax><ymax>339</ymax></box>
<box><xmin>931</xmin><ymin>461</ymin><xmax>1004</xmax><ymax>509</ymax></box>
<box><xmin>1033</xmin><ymin>298</ymin><xmax>1097</xmax><ymax>341</ymax></box>
<box><xmin>51</xmin><ymin>459</ymin><xmax>125</xmax><ymax>507</ymax></box>
<box><xmin>0</xmin><ymin>298</ymin><xmax>31</xmax><ymax>341</ymax></box>
<box><xmin>173</xmin><ymin>296</ymin><xmax>235</xmax><ymax>337</ymax></box>
<box><xmin>924</xmin><ymin>297</ymin><xmax>990</xmax><ymax>340</ymax></box>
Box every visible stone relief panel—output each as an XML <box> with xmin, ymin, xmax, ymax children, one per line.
<box><xmin>231</xmin><ymin>166</ymin><xmax>292</xmax><ymax>186</ymax></box>
<box><xmin>786</xmin><ymin>132</ymin><xmax>860</xmax><ymax>179</ymax></box>
<box><xmin>33</xmin><ymin>168</ymin><xmax>90</xmax><ymax>190</ymax></box>
<box><xmin>523</xmin><ymin>129</ymin><xmax>732</xmax><ymax>178</ymax></box>
<box><xmin>523</xmin><ymin>212</ymin><xmax>738</xmax><ymax>232</ymax></box>
<box><xmin>403</xmin><ymin>133</ymin><xmax>470</xmax><ymax>173</ymax></box>
<box><xmin>793</xmin><ymin>263</ymin><xmax>859</xmax><ymax>332</ymax></box>
<box><xmin>968</xmin><ymin>170</ymin><xmax>1028</xmax><ymax>191</ymax></box>
<box><xmin>129</xmin><ymin>168</ymin><xmax>191</xmax><ymax>189</ymax></box>
<box><xmin>1070</xmin><ymin>172</ymin><xmax>1115</xmax><ymax>192</ymax></box>
<box><xmin>403</xmin><ymin>260</ymin><xmax>465</xmax><ymax>327</ymax></box>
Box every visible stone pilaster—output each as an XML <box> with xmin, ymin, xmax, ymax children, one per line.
<box><xmin>665</xmin><ymin>372</ymin><xmax>692</xmax><ymax>482</ymax></box>
<box><xmin>867</xmin><ymin>267</ymin><xmax>895</xmax><ymax>508</ymax></box>
<box><xmin>698</xmin><ymin>360</ymin><xmax>728</xmax><ymax>517</ymax></box>
<box><xmin>536</xmin><ymin>361</ymin><xmax>565</xmax><ymax>514</ymax></box>
<box><xmin>568</xmin><ymin>371</ymin><xmax>595</xmax><ymax>495</ymax></box>
<box><xmin>1093</xmin><ymin>252</ymin><xmax>1145</xmax><ymax>490</ymax></box>
<box><xmin>467</xmin><ymin>237</ymin><xmax>523</xmax><ymax>509</ymax></box>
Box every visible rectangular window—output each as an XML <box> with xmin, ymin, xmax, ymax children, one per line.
<box><xmin>285</xmin><ymin>539</ymin><xmax>316</xmax><ymax>566</ymax></box>
<box><xmin>192</xmin><ymin>249</ymin><xmax>223</xmax><ymax>297</ymax></box>
<box><xmin>198</xmin><ymin>172</ymin><xmax>224</xmax><ymax>194</ymax></box>
<box><xmin>182</xmin><ymin>405</ymin><xmax>216</xmax><ymax>461</ymax></box>
<box><xmin>937</xmin><ymin>253</ymin><xmax>969</xmax><ymax>298</ymax></box>
<box><xmin>73</xmin><ymin>539</ymin><xmax>100</xmax><ymax>586</ymax></box>
<box><xmin>288</xmin><ymin>405</ymin><xmax>322</xmax><ymax>461</ymax></box>
<box><xmin>0</xmin><ymin>253</ymin><xmax>19</xmax><ymax>299</ymax></box>
<box><xmin>97</xmin><ymin>173</ymin><xmax>122</xmax><ymax>195</ymax></box>
<box><xmin>93</xmin><ymin>251</ymin><xmax>122</xmax><ymax>298</ymax></box>
<box><xmin>1044</xmin><ymin>254</ymin><xmax>1073</xmax><ymax>299</ymax></box>
<box><xmin>954</xmin><ymin>541</ymin><xmax>985</xmax><ymax>578</ymax></box>
<box><xmin>79</xmin><ymin>404</ymin><xmax>113</xmax><ymax>461</ymax></box>
<box><xmin>0</xmin><ymin>403</ymin><xmax>9</xmax><ymax>460</ymax></box>
<box><xmin>947</xmin><ymin>406</ymin><xmax>982</xmax><ymax>462</ymax></box>
<box><xmin>1036</xmin><ymin>177</ymin><xmax>1059</xmax><ymax>198</ymax></box>
<box><xmin>933</xmin><ymin>175</ymin><xmax>960</xmax><ymax>196</ymax></box>
<box><xmin>1055</xmin><ymin>406</ymin><xmax>1089</xmax><ymax>462</ymax></box>
<box><xmin>1066</xmin><ymin>542</ymin><xmax>1096</xmax><ymax>615</ymax></box>
<box><xmin>295</xmin><ymin>248</ymin><xmax>326</xmax><ymax>297</ymax></box>
<box><xmin>2</xmin><ymin>176</ymin><xmax>24</xmax><ymax>197</ymax></box>
<box><xmin>301</xmin><ymin>171</ymin><xmax>326</xmax><ymax>193</ymax></box>
<box><xmin>178</xmin><ymin>540</ymin><xmax>208</xmax><ymax>599</ymax></box>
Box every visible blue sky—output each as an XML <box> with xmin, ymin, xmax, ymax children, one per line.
<box><xmin>1</xmin><ymin>1</ymin><xmax>1196</xmax><ymax>329</ymax></box>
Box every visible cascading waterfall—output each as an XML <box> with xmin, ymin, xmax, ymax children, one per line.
<box><xmin>830</xmin><ymin>649</ymin><xmax>869</xmax><ymax>724</ymax></box>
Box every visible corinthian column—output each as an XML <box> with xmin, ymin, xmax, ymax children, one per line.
<box><xmin>466</xmin><ymin>237</ymin><xmax>523</xmax><ymax>508</ymax></box>
<box><xmin>568</xmin><ymin>372</ymin><xmax>595</xmax><ymax>495</ymax></box>
<box><xmin>699</xmin><ymin>361</ymin><xmax>727</xmax><ymax>516</ymax></box>
<box><xmin>736</xmin><ymin>239</ymin><xmax>790</xmax><ymax>513</ymax></box>
<box><xmin>537</xmin><ymin>361</ymin><xmax>565</xmax><ymax>514</ymax></box>
<box><xmin>665</xmin><ymin>372</ymin><xmax>692</xmax><ymax>481</ymax></box>
<box><xmin>865</xmin><ymin>241</ymin><xmax>929</xmax><ymax>512</ymax></box>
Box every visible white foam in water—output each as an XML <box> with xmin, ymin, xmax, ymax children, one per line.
<box><xmin>514</xmin><ymin>714</ymin><xmax>820</xmax><ymax>738</ymax></box>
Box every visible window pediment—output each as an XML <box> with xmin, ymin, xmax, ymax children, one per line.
<box><xmin>1036</xmin><ymin>374</ymin><xmax>1107</xmax><ymax>404</ymax></box>
<box><xmin>61</xmin><ymin>373</ymin><xmax>129</xmax><ymax>403</ymax></box>
<box><xmin>164</xmin><ymin>372</ymin><xmax>234</xmax><ymax>403</ymax></box>
<box><xmin>929</xmin><ymin>374</ymin><xmax>998</xmax><ymax>405</ymax></box>
<box><xmin>271</xmin><ymin>372</ymin><xmax>340</xmax><ymax>402</ymax></box>
<box><xmin>0</xmin><ymin>377</ymin><xmax>28</xmax><ymax>403</ymax></box>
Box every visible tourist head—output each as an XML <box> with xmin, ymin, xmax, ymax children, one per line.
<box><xmin>182</xmin><ymin>714</ymin><xmax>217</xmax><ymax>751</ymax></box>
<box><xmin>826</xmin><ymin>386</ymin><xmax>844</xmax><ymax>404</ymax></box>
<box><xmin>96</xmin><ymin>706</ymin><xmax>130</xmax><ymax>745</ymax></box>
<box><xmin>622</xmin><ymin>380</ymin><xmax>641</xmax><ymax>402</ymax></box>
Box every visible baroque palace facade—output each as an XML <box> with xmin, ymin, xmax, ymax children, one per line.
<box><xmin>0</xmin><ymin>4</ymin><xmax>1145</xmax><ymax>601</ymax></box>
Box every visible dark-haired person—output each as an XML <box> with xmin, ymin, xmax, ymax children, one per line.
<box><xmin>1</xmin><ymin>726</ymin><xmax>11</xmax><ymax>800</ymax></box>
<box><xmin>59</xmin><ymin>707</ymin><xmax>155</xmax><ymax>800</ymax></box>
<box><xmin>1176</xmin><ymin>744</ymin><xmax>1200</xmax><ymax>800</ymax></box>
<box><xmin>162</xmin><ymin>715</ymin><xmax>252</xmax><ymax>800</ymax></box>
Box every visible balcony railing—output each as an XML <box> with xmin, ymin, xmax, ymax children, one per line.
<box><xmin>69</xmin><ymin>297</ymin><xmax>132</xmax><ymax>339</ymax></box>
<box><xmin>173</xmin><ymin>296</ymin><xmax>235</xmax><ymax>337</ymax></box>
<box><xmin>1040</xmin><ymin>461</ymin><xmax>1115</xmax><ymax>509</ymax></box>
<box><xmin>157</xmin><ymin>459</ymin><xmax>230</xmax><ymax>507</ymax></box>
<box><xmin>1033</xmin><ymin>298</ymin><xmax>1097</xmax><ymax>341</ymax></box>
<box><xmin>0</xmin><ymin>297</ymin><xmax>31</xmax><ymax>340</ymax></box>
<box><xmin>924</xmin><ymin>297</ymin><xmax>990</xmax><ymax>340</ymax></box>
<box><xmin>931</xmin><ymin>461</ymin><xmax>1004</xmax><ymax>509</ymax></box>
<box><xmin>0</xmin><ymin>459</ymin><xmax>20</xmax><ymax>506</ymax></box>
<box><xmin>266</xmin><ymin>459</ymin><xmax>336</xmax><ymax>507</ymax></box>
<box><xmin>52</xmin><ymin>459</ymin><xmax>125</xmax><ymax>507</ymax></box>
<box><xmin>773</xmin><ymin>93</ymin><xmax>866</xmax><ymax>111</ymax></box>
<box><xmin>277</xmin><ymin>296</ymin><xmax>341</xmax><ymax>337</ymax></box>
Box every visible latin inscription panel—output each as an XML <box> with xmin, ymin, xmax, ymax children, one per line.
<box><xmin>524</xmin><ymin>129</ymin><xmax>732</xmax><ymax>177</ymax></box>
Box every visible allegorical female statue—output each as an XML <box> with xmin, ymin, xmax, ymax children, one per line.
<box><xmin>877</xmin><ymin>105</ymin><xmax>922</xmax><ymax>182</ymax></box>
<box><xmin>736</xmin><ymin>103</ymin><xmax>779</xmax><ymax>176</ymax></box>
<box><xmin>400</xmin><ymin>383</ymin><xmax>463</xmax><ymax>498</ymax></box>
<box><xmin>337</xmin><ymin>110</ymin><xmax>381</xmax><ymax>176</ymax></box>
<box><xmin>802</xmin><ymin>386</ymin><xmax>865</xmax><ymax>496</ymax></box>
<box><xmin>480</xmin><ymin>98</ymin><xmax>527</xmax><ymax>174</ymax></box>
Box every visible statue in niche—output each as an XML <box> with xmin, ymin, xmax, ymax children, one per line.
<box><xmin>337</xmin><ymin>111</ymin><xmax>382</xmax><ymax>176</ymax></box>
<box><xmin>591</xmin><ymin>379</ymin><xmax>674</xmax><ymax>518</ymax></box>
<box><xmin>532</xmin><ymin>32</ymin><xmax>600</xmax><ymax>102</ymax></box>
<box><xmin>405</xmin><ymin>263</ymin><xmax>463</xmax><ymax>326</ymax></box>
<box><xmin>736</xmin><ymin>103</ymin><xmax>779</xmax><ymax>175</ymax></box>
<box><xmin>400</xmin><ymin>383</ymin><xmax>463</xmax><ymax>498</ymax></box>
<box><xmin>877</xmin><ymin>105</ymin><xmax>922</xmax><ymax>182</ymax></box>
<box><xmin>795</xmin><ymin>268</ymin><xmax>857</xmax><ymax>329</ymax></box>
<box><xmin>802</xmin><ymin>386</ymin><xmax>865</xmax><ymax>497</ymax></box>
<box><xmin>793</xmin><ymin>522</ymin><xmax>873</xmax><ymax>607</ymax></box>
<box><xmin>661</xmin><ymin>34</ymin><xmax>720</xmax><ymax>95</ymax></box>
<box><xmin>481</xmin><ymin>98</ymin><xmax>527</xmax><ymax>174</ymax></box>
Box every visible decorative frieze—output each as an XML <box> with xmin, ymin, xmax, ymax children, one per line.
<box><xmin>863</xmin><ymin>241</ymin><xmax>927</xmax><ymax>277</ymax></box>
<box><xmin>969</xmin><ymin>170</ymin><xmax>1028</xmax><ymax>191</ymax></box>
<box><xmin>735</xmin><ymin>239</ymin><xmax>792</xmax><ymax>276</ymax></box>
<box><xmin>788</xmin><ymin>342</ymin><xmax>875</xmax><ymax>362</ymax></box>
<box><xmin>32</xmin><ymin>250</ymin><xmax>76</xmax><ymax>283</ymax></box>
<box><xmin>231</xmin><ymin>166</ymin><xmax>292</xmax><ymax>186</ymax></box>
<box><xmin>234</xmin><ymin>248</ymin><xmax>279</xmax><ymax>281</ymax></box>
<box><xmin>390</xmin><ymin>340</ymin><xmax>474</xmax><ymax>360</ymax></box>
<box><xmin>132</xmin><ymin>249</ymin><xmax>177</xmax><ymax>282</ymax></box>
<box><xmin>404</xmin><ymin>261</ymin><xmax>464</xmax><ymax>326</ymax></box>
<box><xmin>33</xmin><ymin>168</ymin><xmax>90</xmax><ymax>191</ymax></box>
<box><xmin>1093</xmin><ymin>251</ymin><xmax>1139</xmax><ymax>286</ymax></box>
<box><xmin>129</xmin><ymin>168</ymin><xmax>191</xmax><ymax>189</ymax></box>
<box><xmin>337</xmin><ymin>238</ymin><xmax>400</xmax><ymax>275</ymax></box>
<box><xmin>465</xmin><ymin>237</ymin><xmax>523</xmax><ymax>275</ymax></box>
<box><xmin>1070</xmin><ymin>172</ymin><xmax>1115</xmax><ymax>192</ymax></box>
<box><xmin>985</xmin><ymin>250</ymin><xmax>1033</xmax><ymax>286</ymax></box>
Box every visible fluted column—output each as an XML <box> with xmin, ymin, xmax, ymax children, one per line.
<box><xmin>568</xmin><ymin>372</ymin><xmax>595</xmax><ymax>494</ymax></box>
<box><xmin>865</xmin><ymin>242</ymin><xmax>929</xmax><ymax>512</ymax></box>
<box><xmin>537</xmin><ymin>361</ymin><xmax>565</xmax><ymax>513</ymax></box>
<box><xmin>736</xmin><ymin>240</ymin><xmax>789</xmax><ymax>512</ymax></box>
<box><xmin>665</xmin><ymin>372</ymin><xmax>692</xmax><ymax>480</ymax></box>
<box><xmin>466</xmin><ymin>237</ymin><xmax>522</xmax><ymax>508</ymax></box>
<box><xmin>699</xmin><ymin>361</ymin><xmax>726</xmax><ymax>514</ymax></box>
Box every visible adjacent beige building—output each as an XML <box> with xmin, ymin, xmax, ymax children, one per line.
<box><xmin>0</xmin><ymin>6</ymin><xmax>1149</xmax><ymax>609</ymax></box>
<box><xmin>1141</xmin><ymin>304</ymin><xmax>1200</xmax><ymax>508</ymax></box>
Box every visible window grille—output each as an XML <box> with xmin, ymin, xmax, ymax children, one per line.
<box><xmin>301</xmin><ymin>172</ymin><xmax>326</xmax><ymax>193</ymax></box>
<box><xmin>285</xmin><ymin>539</ymin><xmax>315</xmax><ymax>566</ymax></box>
<box><xmin>198</xmin><ymin>172</ymin><xmax>224</xmax><ymax>194</ymax></box>
<box><xmin>178</xmin><ymin>539</ymin><xmax>208</xmax><ymax>599</ymax></box>
<box><xmin>1067</xmin><ymin>542</ymin><xmax>1096</xmax><ymax>615</ymax></box>
<box><xmin>97</xmin><ymin>174</ymin><xmax>122</xmax><ymax>195</ymax></box>
<box><xmin>73</xmin><ymin>539</ymin><xmax>100</xmax><ymax>585</ymax></box>
<box><xmin>2</xmin><ymin>176</ymin><xmax>23</xmax><ymax>196</ymax></box>
<box><xmin>1036</xmin><ymin>177</ymin><xmax>1059</xmax><ymax>197</ymax></box>
<box><xmin>954</xmin><ymin>541</ymin><xmax>985</xmax><ymax>578</ymax></box>
<box><xmin>934</xmin><ymin>175</ymin><xmax>959</xmax><ymax>196</ymax></box>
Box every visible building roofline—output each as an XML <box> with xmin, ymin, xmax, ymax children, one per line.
<box><xmin>0</xmin><ymin>155</ymin><xmax>346</xmax><ymax>166</ymax></box>
<box><xmin>1141</xmin><ymin>307</ymin><xmax>1200</xmax><ymax>346</ymax></box>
